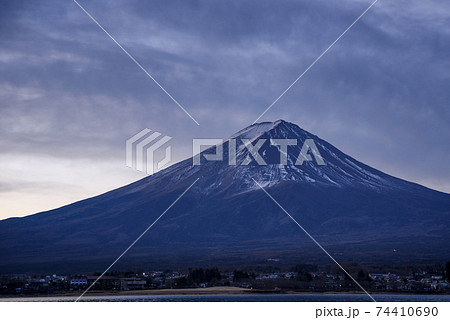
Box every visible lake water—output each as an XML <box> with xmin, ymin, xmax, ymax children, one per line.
<box><xmin>2</xmin><ymin>294</ymin><xmax>450</xmax><ymax>302</ymax></box>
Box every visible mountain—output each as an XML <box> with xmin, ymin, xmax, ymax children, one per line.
<box><xmin>0</xmin><ymin>120</ymin><xmax>449</xmax><ymax>273</ymax></box>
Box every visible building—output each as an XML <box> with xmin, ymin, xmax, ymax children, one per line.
<box><xmin>70</xmin><ymin>276</ymin><xmax>88</xmax><ymax>288</ymax></box>
<box><xmin>120</xmin><ymin>278</ymin><xmax>147</xmax><ymax>291</ymax></box>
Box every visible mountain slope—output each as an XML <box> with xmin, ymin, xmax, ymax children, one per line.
<box><xmin>0</xmin><ymin>120</ymin><xmax>449</xmax><ymax>273</ymax></box>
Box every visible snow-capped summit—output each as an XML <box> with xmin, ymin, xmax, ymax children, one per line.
<box><xmin>155</xmin><ymin>120</ymin><xmax>416</xmax><ymax>195</ymax></box>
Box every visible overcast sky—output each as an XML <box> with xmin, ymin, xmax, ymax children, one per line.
<box><xmin>1</xmin><ymin>0</ymin><xmax>449</xmax><ymax>219</ymax></box>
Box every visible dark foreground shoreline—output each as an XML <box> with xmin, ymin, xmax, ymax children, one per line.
<box><xmin>1</xmin><ymin>287</ymin><xmax>450</xmax><ymax>300</ymax></box>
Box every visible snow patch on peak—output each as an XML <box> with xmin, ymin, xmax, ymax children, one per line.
<box><xmin>228</xmin><ymin>120</ymin><xmax>295</xmax><ymax>141</ymax></box>
<box><xmin>229</xmin><ymin>122</ymin><xmax>275</xmax><ymax>141</ymax></box>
